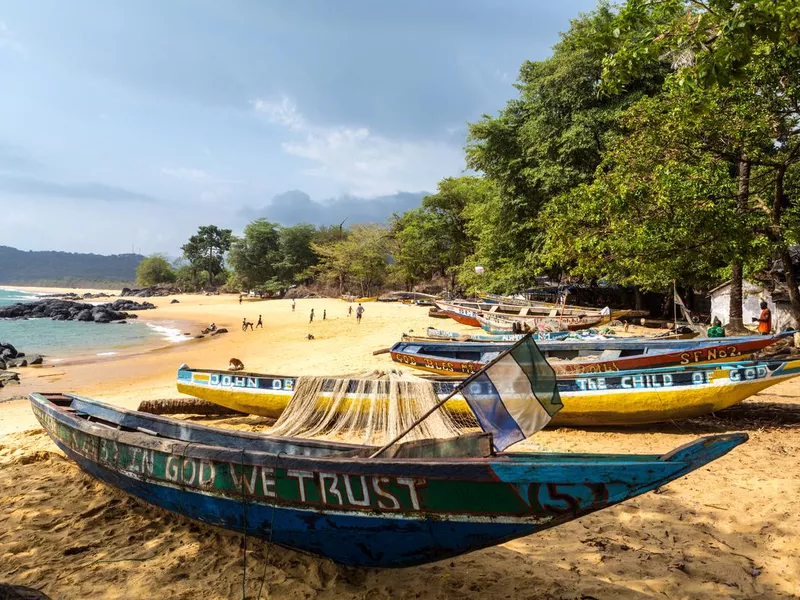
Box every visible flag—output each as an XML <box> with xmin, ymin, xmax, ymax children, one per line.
<box><xmin>460</xmin><ymin>335</ymin><xmax>562</xmax><ymax>451</ymax></box>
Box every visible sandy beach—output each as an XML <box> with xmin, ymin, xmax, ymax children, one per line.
<box><xmin>1</xmin><ymin>289</ymin><xmax>799</xmax><ymax>598</ymax></box>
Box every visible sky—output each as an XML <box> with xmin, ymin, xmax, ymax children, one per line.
<box><xmin>0</xmin><ymin>0</ymin><xmax>597</xmax><ymax>255</ymax></box>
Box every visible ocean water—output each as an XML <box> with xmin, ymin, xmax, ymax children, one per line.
<box><xmin>0</xmin><ymin>288</ymin><xmax>189</xmax><ymax>359</ymax></box>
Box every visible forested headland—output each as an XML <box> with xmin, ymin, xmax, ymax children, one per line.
<box><xmin>135</xmin><ymin>0</ymin><xmax>800</xmax><ymax>327</ymax></box>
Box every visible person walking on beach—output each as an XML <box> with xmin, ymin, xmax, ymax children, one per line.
<box><xmin>309</xmin><ymin>308</ymin><xmax>314</xmax><ymax>323</ymax></box>
<box><xmin>323</xmin><ymin>309</ymin><xmax>326</xmax><ymax>321</ymax></box>
<box><xmin>292</xmin><ymin>299</ymin><xmax>296</xmax><ymax>312</ymax></box>
<box><xmin>348</xmin><ymin>305</ymin><xmax>353</xmax><ymax>317</ymax></box>
<box><xmin>356</xmin><ymin>303</ymin><xmax>364</xmax><ymax>323</ymax></box>
<box><xmin>753</xmin><ymin>301</ymin><xmax>772</xmax><ymax>334</ymax></box>
<box><xmin>256</xmin><ymin>315</ymin><xmax>263</xmax><ymax>329</ymax></box>
<box><xmin>242</xmin><ymin>317</ymin><xmax>247</xmax><ymax>331</ymax></box>
<box><xmin>239</xmin><ymin>295</ymin><xmax>242</xmax><ymax>305</ymax></box>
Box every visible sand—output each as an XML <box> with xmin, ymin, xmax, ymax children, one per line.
<box><xmin>1</xmin><ymin>290</ymin><xmax>799</xmax><ymax>599</ymax></box>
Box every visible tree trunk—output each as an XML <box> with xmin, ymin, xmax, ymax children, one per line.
<box><xmin>727</xmin><ymin>158</ymin><xmax>751</xmax><ymax>334</ymax></box>
<box><xmin>633</xmin><ymin>285</ymin><xmax>643</xmax><ymax>311</ymax></box>
<box><xmin>728</xmin><ymin>262</ymin><xmax>748</xmax><ymax>333</ymax></box>
<box><xmin>772</xmin><ymin>166</ymin><xmax>800</xmax><ymax>328</ymax></box>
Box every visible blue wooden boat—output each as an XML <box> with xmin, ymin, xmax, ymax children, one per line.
<box><xmin>390</xmin><ymin>333</ymin><xmax>792</xmax><ymax>376</ymax></box>
<box><xmin>31</xmin><ymin>391</ymin><xmax>745</xmax><ymax>567</ymax></box>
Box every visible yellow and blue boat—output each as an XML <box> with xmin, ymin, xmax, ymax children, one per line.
<box><xmin>176</xmin><ymin>359</ymin><xmax>800</xmax><ymax>427</ymax></box>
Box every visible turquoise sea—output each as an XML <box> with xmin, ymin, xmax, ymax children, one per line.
<box><xmin>0</xmin><ymin>288</ymin><xmax>189</xmax><ymax>359</ymax></box>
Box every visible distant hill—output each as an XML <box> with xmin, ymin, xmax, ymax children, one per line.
<box><xmin>0</xmin><ymin>246</ymin><xmax>143</xmax><ymax>285</ymax></box>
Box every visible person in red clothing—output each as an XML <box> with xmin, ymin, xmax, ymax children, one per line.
<box><xmin>752</xmin><ymin>301</ymin><xmax>772</xmax><ymax>334</ymax></box>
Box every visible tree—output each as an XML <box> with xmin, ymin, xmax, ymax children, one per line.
<box><xmin>227</xmin><ymin>219</ymin><xmax>281</xmax><ymax>291</ymax></box>
<box><xmin>602</xmin><ymin>0</ymin><xmax>800</xmax><ymax>327</ymax></box>
<box><xmin>313</xmin><ymin>224</ymin><xmax>391</xmax><ymax>296</ymax></box>
<box><xmin>276</xmin><ymin>223</ymin><xmax>318</xmax><ymax>285</ymax></box>
<box><xmin>391</xmin><ymin>177</ymin><xmax>485</xmax><ymax>290</ymax></box>
<box><xmin>182</xmin><ymin>225</ymin><xmax>233</xmax><ymax>287</ymax></box>
<box><xmin>135</xmin><ymin>254</ymin><xmax>176</xmax><ymax>287</ymax></box>
<box><xmin>464</xmin><ymin>3</ymin><xmax>667</xmax><ymax>290</ymax></box>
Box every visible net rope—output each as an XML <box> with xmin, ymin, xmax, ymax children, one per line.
<box><xmin>269</xmin><ymin>370</ymin><xmax>474</xmax><ymax>445</ymax></box>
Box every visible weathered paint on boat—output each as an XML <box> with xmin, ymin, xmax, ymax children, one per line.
<box><xmin>30</xmin><ymin>391</ymin><xmax>746</xmax><ymax>567</ymax></box>
<box><xmin>477</xmin><ymin>312</ymin><xmax>604</xmax><ymax>334</ymax></box>
<box><xmin>389</xmin><ymin>333</ymin><xmax>790</xmax><ymax>376</ymax></box>
<box><xmin>435</xmin><ymin>301</ymin><xmax>602</xmax><ymax>331</ymax></box>
<box><xmin>420</xmin><ymin>327</ymin><xmax>570</xmax><ymax>342</ymax></box>
<box><xmin>176</xmin><ymin>360</ymin><xmax>800</xmax><ymax>426</ymax></box>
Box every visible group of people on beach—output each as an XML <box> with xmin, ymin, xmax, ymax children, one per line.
<box><xmin>241</xmin><ymin>315</ymin><xmax>263</xmax><ymax>331</ymax></box>
<box><xmin>239</xmin><ymin>301</ymin><xmax>365</xmax><ymax>332</ymax></box>
<box><xmin>308</xmin><ymin>303</ymin><xmax>364</xmax><ymax>323</ymax></box>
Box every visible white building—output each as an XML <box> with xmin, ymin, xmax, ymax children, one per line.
<box><xmin>709</xmin><ymin>280</ymin><xmax>796</xmax><ymax>331</ymax></box>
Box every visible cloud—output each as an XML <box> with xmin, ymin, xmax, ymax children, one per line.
<box><xmin>238</xmin><ymin>189</ymin><xmax>426</xmax><ymax>227</ymax></box>
<box><xmin>0</xmin><ymin>175</ymin><xmax>159</xmax><ymax>203</ymax></box>
<box><xmin>161</xmin><ymin>167</ymin><xmax>243</xmax><ymax>184</ymax></box>
<box><xmin>0</xmin><ymin>143</ymin><xmax>39</xmax><ymax>173</ymax></box>
<box><xmin>0</xmin><ymin>21</ymin><xmax>24</xmax><ymax>54</ymax></box>
<box><xmin>252</xmin><ymin>96</ymin><xmax>464</xmax><ymax>197</ymax></box>
<box><xmin>251</xmin><ymin>97</ymin><xmax>306</xmax><ymax>130</ymax></box>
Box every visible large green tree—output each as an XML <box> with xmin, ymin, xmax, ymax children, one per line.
<box><xmin>600</xmin><ymin>0</ymin><xmax>800</xmax><ymax>327</ymax></box>
<box><xmin>276</xmin><ymin>223</ymin><xmax>318</xmax><ymax>285</ymax></box>
<box><xmin>391</xmin><ymin>177</ymin><xmax>484</xmax><ymax>290</ymax></box>
<box><xmin>313</xmin><ymin>223</ymin><xmax>391</xmax><ymax>296</ymax></box>
<box><xmin>464</xmin><ymin>3</ymin><xmax>667</xmax><ymax>291</ymax></box>
<box><xmin>227</xmin><ymin>219</ymin><xmax>281</xmax><ymax>290</ymax></box>
<box><xmin>182</xmin><ymin>225</ymin><xmax>233</xmax><ymax>287</ymax></box>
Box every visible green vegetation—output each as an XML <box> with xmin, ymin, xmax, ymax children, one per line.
<box><xmin>135</xmin><ymin>254</ymin><xmax>176</xmax><ymax>287</ymax></box>
<box><xmin>0</xmin><ymin>245</ymin><xmax>142</xmax><ymax>285</ymax></box>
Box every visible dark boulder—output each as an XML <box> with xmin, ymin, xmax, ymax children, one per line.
<box><xmin>171</xmin><ymin>299</ymin><xmax>179</xmax><ymax>304</ymax></box>
<box><xmin>6</xmin><ymin>357</ymin><xmax>28</xmax><ymax>368</ymax></box>
<box><xmin>0</xmin><ymin>299</ymin><xmax>141</xmax><ymax>323</ymax></box>
<box><xmin>210</xmin><ymin>328</ymin><xmax>228</xmax><ymax>336</ymax></box>
<box><xmin>27</xmin><ymin>354</ymin><xmax>43</xmax><ymax>365</ymax></box>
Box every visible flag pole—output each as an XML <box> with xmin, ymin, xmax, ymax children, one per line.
<box><xmin>368</xmin><ymin>335</ymin><xmax>532</xmax><ymax>459</ymax></box>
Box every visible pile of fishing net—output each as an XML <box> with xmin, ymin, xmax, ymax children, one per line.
<box><xmin>269</xmin><ymin>370</ymin><xmax>476</xmax><ymax>445</ymax></box>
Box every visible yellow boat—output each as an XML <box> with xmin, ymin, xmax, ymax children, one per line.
<box><xmin>176</xmin><ymin>360</ymin><xmax>800</xmax><ymax>427</ymax></box>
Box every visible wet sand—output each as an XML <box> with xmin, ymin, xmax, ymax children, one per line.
<box><xmin>1</xmin><ymin>291</ymin><xmax>799</xmax><ymax>598</ymax></box>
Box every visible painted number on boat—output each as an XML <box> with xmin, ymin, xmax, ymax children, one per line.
<box><xmin>680</xmin><ymin>345</ymin><xmax>740</xmax><ymax>365</ymax></box>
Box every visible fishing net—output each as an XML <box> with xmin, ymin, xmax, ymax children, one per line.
<box><xmin>269</xmin><ymin>370</ymin><xmax>476</xmax><ymax>445</ymax></box>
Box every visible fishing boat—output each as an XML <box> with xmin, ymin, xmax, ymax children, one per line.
<box><xmin>175</xmin><ymin>359</ymin><xmax>800</xmax><ymax>426</ymax></box>
<box><xmin>389</xmin><ymin>333</ymin><xmax>791</xmax><ymax>376</ymax></box>
<box><xmin>435</xmin><ymin>300</ymin><xmax>601</xmax><ymax>328</ymax></box>
<box><xmin>477</xmin><ymin>312</ymin><xmax>604</xmax><ymax>334</ymax></box>
<box><xmin>404</xmin><ymin>327</ymin><xmax>570</xmax><ymax>343</ymax></box>
<box><xmin>478</xmin><ymin>292</ymin><xmax>650</xmax><ymax>320</ymax></box>
<box><xmin>30</xmin><ymin>391</ymin><xmax>746</xmax><ymax>567</ymax></box>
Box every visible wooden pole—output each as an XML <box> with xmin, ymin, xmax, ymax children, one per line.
<box><xmin>673</xmin><ymin>280</ymin><xmax>678</xmax><ymax>331</ymax></box>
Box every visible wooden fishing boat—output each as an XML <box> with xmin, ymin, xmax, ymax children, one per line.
<box><xmin>435</xmin><ymin>300</ymin><xmax>600</xmax><ymax>329</ymax></box>
<box><xmin>479</xmin><ymin>292</ymin><xmax>649</xmax><ymax>320</ymax></box>
<box><xmin>477</xmin><ymin>312</ymin><xmax>604</xmax><ymax>333</ymax></box>
<box><xmin>389</xmin><ymin>333</ymin><xmax>791</xmax><ymax>376</ymax></box>
<box><xmin>30</xmin><ymin>392</ymin><xmax>746</xmax><ymax>567</ymax></box>
<box><xmin>407</xmin><ymin>327</ymin><xmax>570</xmax><ymax>343</ymax></box>
<box><xmin>175</xmin><ymin>359</ymin><xmax>800</xmax><ymax>426</ymax></box>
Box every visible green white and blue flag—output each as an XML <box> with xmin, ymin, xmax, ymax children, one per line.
<box><xmin>461</xmin><ymin>335</ymin><xmax>562</xmax><ymax>451</ymax></box>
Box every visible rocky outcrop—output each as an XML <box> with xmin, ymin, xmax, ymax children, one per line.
<box><xmin>120</xmin><ymin>285</ymin><xmax>180</xmax><ymax>298</ymax></box>
<box><xmin>0</xmin><ymin>298</ymin><xmax>155</xmax><ymax>323</ymax></box>
<box><xmin>0</xmin><ymin>370</ymin><xmax>21</xmax><ymax>387</ymax></box>
<box><xmin>0</xmin><ymin>342</ymin><xmax>38</xmax><ymax>371</ymax></box>
<box><xmin>54</xmin><ymin>292</ymin><xmax>115</xmax><ymax>300</ymax></box>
